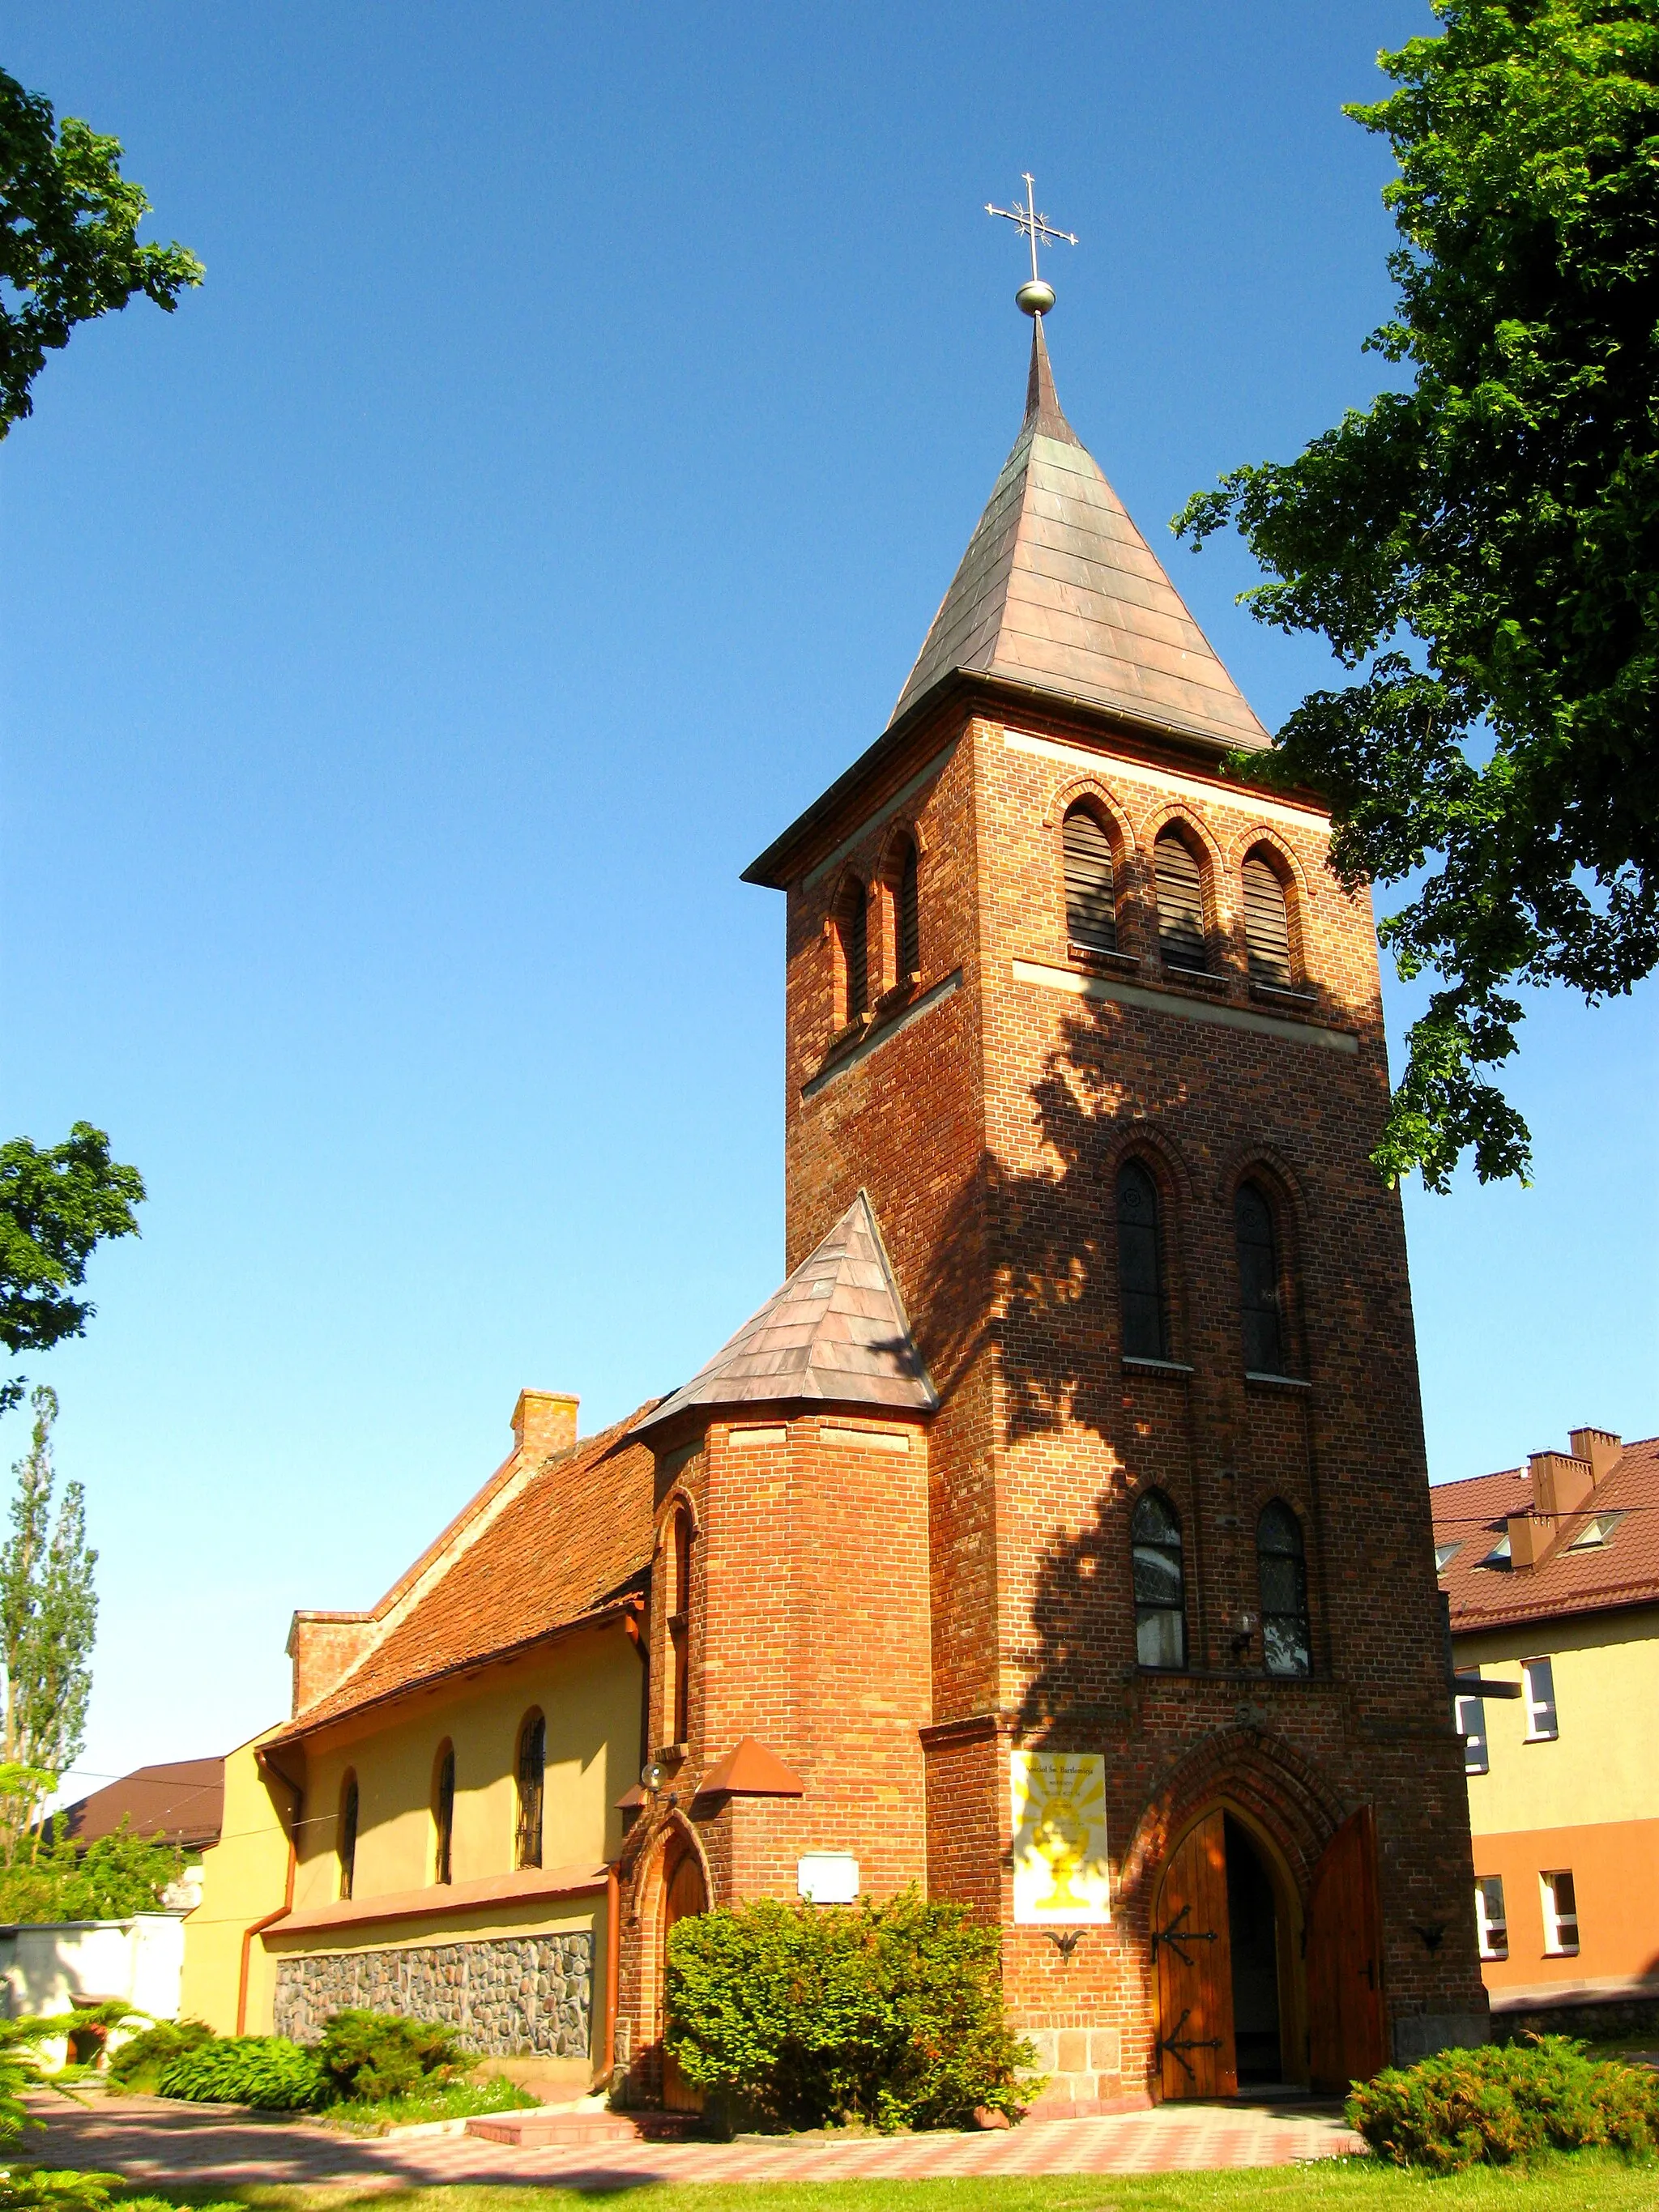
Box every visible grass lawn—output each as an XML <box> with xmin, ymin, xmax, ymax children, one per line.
<box><xmin>191</xmin><ymin>2154</ymin><xmax>1659</xmax><ymax>2211</ymax></box>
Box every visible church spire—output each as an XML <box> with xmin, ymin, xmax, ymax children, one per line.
<box><xmin>1022</xmin><ymin>316</ymin><xmax>1079</xmax><ymax>449</ymax></box>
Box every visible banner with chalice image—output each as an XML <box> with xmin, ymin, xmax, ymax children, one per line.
<box><xmin>1009</xmin><ymin>1750</ymin><xmax>1111</xmax><ymax>1923</ymax></box>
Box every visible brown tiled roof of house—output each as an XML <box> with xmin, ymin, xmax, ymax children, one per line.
<box><xmin>275</xmin><ymin>1407</ymin><xmax>660</xmax><ymax>1742</ymax></box>
<box><xmin>1433</xmin><ymin>1431</ymin><xmax>1659</xmax><ymax>1634</ymax></box>
<box><xmin>58</xmin><ymin>1758</ymin><xmax>224</xmax><ymax>1851</ymax></box>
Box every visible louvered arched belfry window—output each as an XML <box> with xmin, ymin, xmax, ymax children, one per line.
<box><xmin>1243</xmin><ymin>850</ymin><xmax>1294</xmax><ymax>984</ymax></box>
<box><xmin>1154</xmin><ymin>828</ymin><xmax>1207</xmax><ymax>971</ymax></box>
<box><xmin>1131</xmin><ymin>1490</ymin><xmax>1187</xmax><ymax>1669</ymax></box>
<box><xmin>838</xmin><ymin>878</ymin><xmax>869</xmax><ymax>1023</ymax></box>
<box><xmin>1116</xmin><ymin>1159</ymin><xmax>1166</xmax><ymax>1360</ymax></box>
<box><xmin>1257</xmin><ymin>1501</ymin><xmax>1312</xmax><ymax>1676</ymax></box>
<box><xmin>897</xmin><ymin>837</ymin><xmax>920</xmax><ymax>980</ymax></box>
<box><xmin>1235</xmin><ymin>1179</ymin><xmax>1286</xmax><ymax>1375</ymax></box>
<box><xmin>1063</xmin><ymin>805</ymin><xmax>1117</xmax><ymax>954</ymax></box>
<box><xmin>516</xmin><ymin>1710</ymin><xmax>546</xmax><ymax>1869</ymax></box>
<box><xmin>668</xmin><ymin>1505</ymin><xmax>693</xmax><ymax>1747</ymax></box>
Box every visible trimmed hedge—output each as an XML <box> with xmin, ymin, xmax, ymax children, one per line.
<box><xmin>665</xmin><ymin>1886</ymin><xmax>1040</xmax><ymax>2133</ymax></box>
<box><xmin>1347</xmin><ymin>2036</ymin><xmax>1659</xmax><ymax>2172</ymax></box>
<box><xmin>156</xmin><ymin>2035</ymin><xmax>331</xmax><ymax>2112</ymax></box>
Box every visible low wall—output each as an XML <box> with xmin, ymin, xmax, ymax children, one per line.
<box><xmin>272</xmin><ymin>1933</ymin><xmax>593</xmax><ymax>2056</ymax></box>
<box><xmin>0</xmin><ymin>1916</ymin><xmax>185</xmax><ymax>2027</ymax></box>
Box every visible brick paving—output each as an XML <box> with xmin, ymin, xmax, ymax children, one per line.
<box><xmin>23</xmin><ymin>2091</ymin><xmax>1365</xmax><ymax>2189</ymax></box>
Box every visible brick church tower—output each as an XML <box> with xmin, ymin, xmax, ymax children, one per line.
<box><xmin>729</xmin><ymin>309</ymin><xmax>1488</xmax><ymax>2103</ymax></box>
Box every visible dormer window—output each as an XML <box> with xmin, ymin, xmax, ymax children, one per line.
<box><xmin>1567</xmin><ymin>1511</ymin><xmax>1623</xmax><ymax>1550</ymax></box>
<box><xmin>1435</xmin><ymin>1541</ymin><xmax>1461</xmax><ymax>1574</ymax></box>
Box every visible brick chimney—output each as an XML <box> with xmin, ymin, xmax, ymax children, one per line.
<box><xmin>1570</xmin><ymin>1426</ymin><xmax>1623</xmax><ymax>1484</ymax></box>
<box><xmin>513</xmin><ymin>1389</ymin><xmax>579</xmax><ymax>1461</ymax></box>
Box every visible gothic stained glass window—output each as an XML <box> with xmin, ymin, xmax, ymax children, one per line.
<box><xmin>1235</xmin><ymin>1179</ymin><xmax>1286</xmax><ymax>1375</ymax></box>
<box><xmin>1257</xmin><ymin>1500</ymin><xmax>1311</xmax><ymax>1676</ymax></box>
<box><xmin>516</xmin><ymin>1711</ymin><xmax>546</xmax><ymax>1869</ymax></box>
<box><xmin>1132</xmin><ymin>1490</ymin><xmax>1187</xmax><ymax>1669</ymax></box>
<box><xmin>1063</xmin><ymin>807</ymin><xmax>1117</xmax><ymax>954</ymax></box>
<box><xmin>1116</xmin><ymin>1160</ymin><xmax>1166</xmax><ymax>1360</ymax></box>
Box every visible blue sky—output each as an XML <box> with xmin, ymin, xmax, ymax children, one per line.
<box><xmin>2</xmin><ymin>2</ymin><xmax>1653</xmax><ymax>1790</ymax></box>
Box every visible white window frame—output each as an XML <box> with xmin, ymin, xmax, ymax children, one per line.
<box><xmin>1522</xmin><ymin>1656</ymin><xmax>1559</xmax><ymax>1741</ymax></box>
<box><xmin>1540</xmin><ymin>1869</ymin><xmax>1579</xmax><ymax>1955</ymax></box>
<box><xmin>1455</xmin><ymin>1694</ymin><xmax>1489</xmax><ymax>1775</ymax></box>
<box><xmin>1474</xmin><ymin>1875</ymin><xmax>1508</xmax><ymax>1960</ymax></box>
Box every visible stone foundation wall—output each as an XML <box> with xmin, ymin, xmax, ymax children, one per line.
<box><xmin>273</xmin><ymin>1933</ymin><xmax>593</xmax><ymax>2056</ymax></box>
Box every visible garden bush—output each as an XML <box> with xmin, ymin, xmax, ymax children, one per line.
<box><xmin>1347</xmin><ymin>2035</ymin><xmax>1659</xmax><ymax>2171</ymax></box>
<box><xmin>665</xmin><ymin>1886</ymin><xmax>1040</xmax><ymax>2133</ymax></box>
<box><xmin>315</xmin><ymin>2010</ymin><xmax>459</xmax><ymax>2104</ymax></box>
<box><xmin>105</xmin><ymin>2019</ymin><xmax>214</xmax><ymax>2094</ymax></box>
<box><xmin>156</xmin><ymin>2035</ymin><xmax>331</xmax><ymax>2112</ymax></box>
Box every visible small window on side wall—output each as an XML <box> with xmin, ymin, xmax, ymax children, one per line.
<box><xmin>1154</xmin><ymin>829</ymin><xmax>1207</xmax><ymax>972</ymax></box>
<box><xmin>669</xmin><ymin>1505</ymin><xmax>693</xmax><ymax>1747</ymax></box>
<box><xmin>1541</xmin><ymin>1869</ymin><xmax>1579</xmax><ymax>1954</ymax></box>
<box><xmin>433</xmin><ymin>1741</ymin><xmax>455</xmax><ymax>1886</ymax></box>
<box><xmin>1456</xmin><ymin>1695</ymin><xmax>1490</xmax><ymax>1775</ymax></box>
<box><xmin>338</xmin><ymin>1771</ymin><xmax>359</xmax><ymax>1902</ymax></box>
<box><xmin>1475</xmin><ymin>1874</ymin><xmax>1508</xmax><ymax>1958</ymax></box>
<box><xmin>1063</xmin><ymin>806</ymin><xmax>1118</xmax><ymax>955</ymax></box>
<box><xmin>1256</xmin><ymin>1500</ymin><xmax>1311</xmax><ymax>1677</ymax></box>
<box><xmin>1242</xmin><ymin>850</ymin><xmax>1294</xmax><ymax>984</ymax></box>
<box><xmin>1235</xmin><ymin>1180</ymin><xmax>1286</xmax><ymax>1376</ymax></box>
<box><xmin>516</xmin><ymin>1710</ymin><xmax>546</xmax><ymax>1870</ymax></box>
<box><xmin>1522</xmin><ymin>1657</ymin><xmax>1558</xmax><ymax>1740</ymax></box>
<box><xmin>1116</xmin><ymin>1160</ymin><xmax>1166</xmax><ymax>1360</ymax></box>
<box><xmin>1131</xmin><ymin>1490</ymin><xmax>1186</xmax><ymax>1669</ymax></box>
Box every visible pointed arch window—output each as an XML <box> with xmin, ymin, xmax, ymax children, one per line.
<box><xmin>515</xmin><ymin>1710</ymin><xmax>546</xmax><ymax>1869</ymax></box>
<box><xmin>1132</xmin><ymin>1490</ymin><xmax>1187</xmax><ymax>1669</ymax></box>
<box><xmin>837</xmin><ymin>879</ymin><xmax>869</xmax><ymax>1023</ymax></box>
<box><xmin>1063</xmin><ymin>806</ymin><xmax>1118</xmax><ymax>955</ymax></box>
<box><xmin>898</xmin><ymin>837</ymin><xmax>920</xmax><ymax>980</ymax></box>
<box><xmin>1154</xmin><ymin>829</ymin><xmax>1207</xmax><ymax>971</ymax></box>
<box><xmin>1116</xmin><ymin>1159</ymin><xmax>1166</xmax><ymax>1360</ymax></box>
<box><xmin>338</xmin><ymin>1771</ymin><xmax>359</xmax><ymax>1902</ymax></box>
<box><xmin>1235</xmin><ymin>1179</ymin><xmax>1286</xmax><ymax>1375</ymax></box>
<box><xmin>1243</xmin><ymin>850</ymin><xmax>1293</xmax><ymax>984</ymax></box>
<box><xmin>432</xmin><ymin>1741</ymin><xmax>455</xmax><ymax>1886</ymax></box>
<box><xmin>1257</xmin><ymin>1501</ymin><xmax>1311</xmax><ymax>1676</ymax></box>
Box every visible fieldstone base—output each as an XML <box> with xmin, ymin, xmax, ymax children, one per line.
<box><xmin>273</xmin><ymin>1933</ymin><xmax>594</xmax><ymax>2056</ymax></box>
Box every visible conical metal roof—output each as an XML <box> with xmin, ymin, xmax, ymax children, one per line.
<box><xmin>635</xmin><ymin>1191</ymin><xmax>936</xmax><ymax>1434</ymax></box>
<box><xmin>889</xmin><ymin>322</ymin><xmax>1269</xmax><ymax>752</ymax></box>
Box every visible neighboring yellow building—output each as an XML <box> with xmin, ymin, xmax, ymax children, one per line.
<box><xmin>1435</xmin><ymin>1426</ymin><xmax>1659</xmax><ymax>2024</ymax></box>
<box><xmin>179</xmin><ymin>1728</ymin><xmax>293</xmax><ymax>2034</ymax></box>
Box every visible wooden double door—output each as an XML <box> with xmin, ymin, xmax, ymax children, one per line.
<box><xmin>659</xmin><ymin>1843</ymin><xmax>708</xmax><ymax>2113</ymax></box>
<box><xmin>1154</xmin><ymin>1805</ymin><xmax>1385</xmax><ymax>2100</ymax></box>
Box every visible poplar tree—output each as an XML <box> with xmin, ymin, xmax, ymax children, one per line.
<box><xmin>0</xmin><ymin>1388</ymin><xmax>96</xmax><ymax>1861</ymax></box>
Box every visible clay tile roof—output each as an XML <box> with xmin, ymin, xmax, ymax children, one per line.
<box><xmin>888</xmin><ymin>319</ymin><xmax>1270</xmax><ymax>753</ymax></box>
<box><xmin>58</xmin><ymin>1758</ymin><xmax>224</xmax><ymax>1852</ymax></box>
<box><xmin>636</xmin><ymin>1191</ymin><xmax>936</xmax><ymax>1434</ymax></box>
<box><xmin>1433</xmin><ymin>1434</ymin><xmax>1659</xmax><ymax>1634</ymax></box>
<box><xmin>275</xmin><ymin>1408</ymin><xmax>660</xmax><ymax>1741</ymax></box>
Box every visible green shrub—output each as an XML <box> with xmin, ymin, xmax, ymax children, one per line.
<box><xmin>156</xmin><ymin>2035</ymin><xmax>331</xmax><ymax>2112</ymax></box>
<box><xmin>665</xmin><ymin>1886</ymin><xmax>1040</xmax><ymax>2133</ymax></box>
<box><xmin>316</xmin><ymin>2010</ymin><xmax>459</xmax><ymax>2104</ymax></box>
<box><xmin>0</xmin><ymin>2170</ymin><xmax>238</xmax><ymax>2212</ymax></box>
<box><xmin>105</xmin><ymin>2019</ymin><xmax>215</xmax><ymax>2094</ymax></box>
<box><xmin>1347</xmin><ymin>2035</ymin><xmax>1659</xmax><ymax>2171</ymax></box>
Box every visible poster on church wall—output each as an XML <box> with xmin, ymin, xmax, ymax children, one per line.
<box><xmin>1009</xmin><ymin>1750</ymin><xmax>1111</xmax><ymax>1924</ymax></box>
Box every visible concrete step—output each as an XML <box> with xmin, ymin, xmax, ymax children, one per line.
<box><xmin>465</xmin><ymin>2107</ymin><xmax>702</xmax><ymax>2149</ymax></box>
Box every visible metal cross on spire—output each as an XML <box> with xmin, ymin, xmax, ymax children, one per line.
<box><xmin>985</xmin><ymin>173</ymin><xmax>1077</xmax><ymax>318</ymax></box>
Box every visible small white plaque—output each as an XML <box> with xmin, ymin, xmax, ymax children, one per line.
<box><xmin>797</xmin><ymin>1852</ymin><xmax>860</xmax><ymax>1904</ymax></box>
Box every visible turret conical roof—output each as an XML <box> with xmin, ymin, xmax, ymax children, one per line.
<box><xmin>890</xmin><ymin>322</ymin><xmax>1269</xmax><ymax>752</ymax></box>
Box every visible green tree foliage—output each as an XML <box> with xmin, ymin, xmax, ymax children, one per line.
<box><xmin>0</xmin><ymin>1127</ymin><xmax>145</xmax><ymax>1416</ymax></box>
<box><xmin>0</xmin><ymin>1816</ymin><xmax>181</xmax><ymax>1925</ymax></box>
<box><xmin>0</xmin><ymin>67</ymin><xmax>201</xmax><ymax>438</ymax></box>
<box><xmin>1349</xmin><ymin>2035</ymin><xmax>1659</xmax><ymax>2169</ymax></box>
<box><xmin>0</xmin><ymin>1389</ymin><xmax>96</xmax><ymax>1856</ymax></box>
<box><xmin>665</xmin><ymin>1889</ymin><xmax>1040</xmax><ymax>2133</ymax></box>
<box><xmin>1176</xmin><ymin>1</ymin><xmax>1659</xmax><ymax>1191</ymax></box>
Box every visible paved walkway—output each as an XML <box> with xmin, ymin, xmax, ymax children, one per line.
<box><xmin>23</xmin><ymin>2090</ymin><xmax>1366</xmax><ymax>2189</ymax></box>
